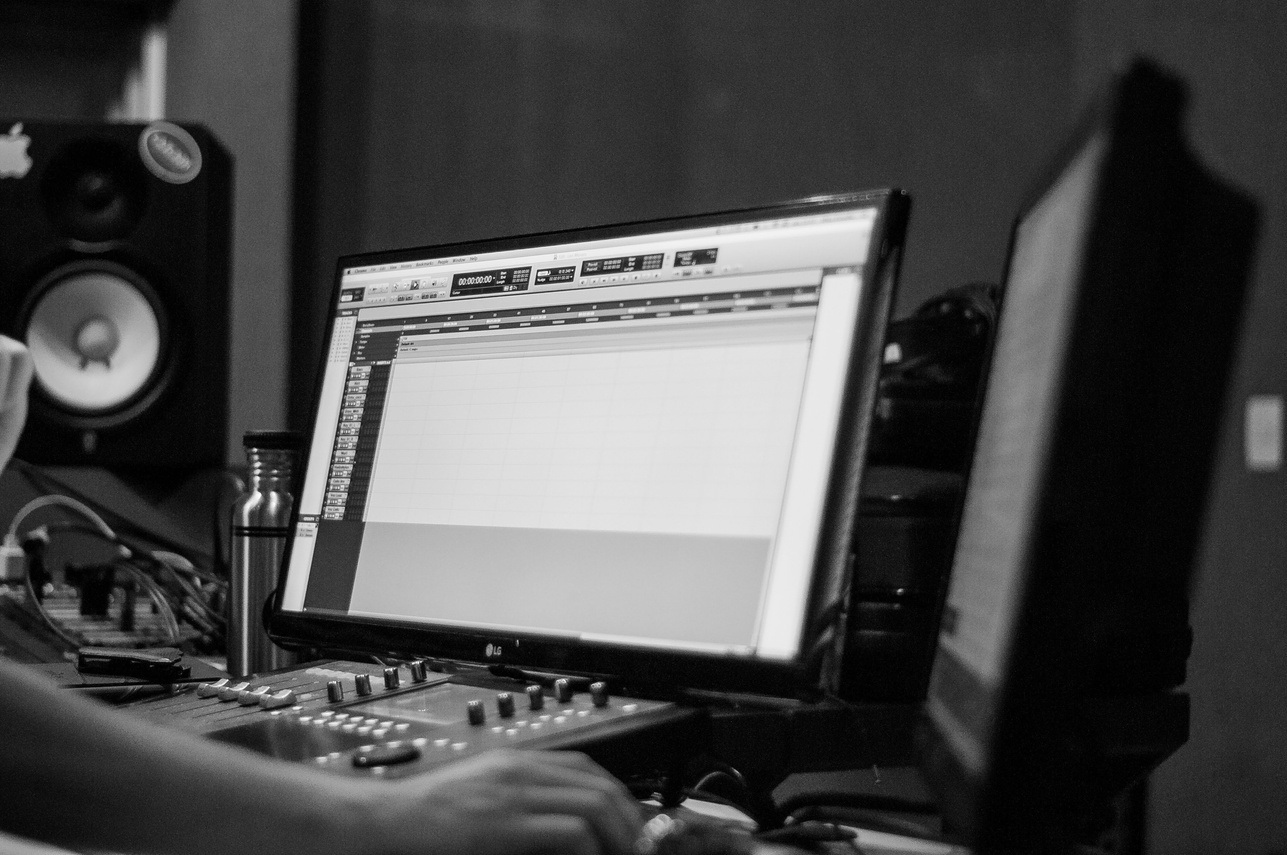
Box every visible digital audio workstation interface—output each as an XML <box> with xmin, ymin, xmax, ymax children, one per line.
<box><xmin>279</xmin><ymin>208</ymin><xmax>879</xmax><ymax>662</ymax></box>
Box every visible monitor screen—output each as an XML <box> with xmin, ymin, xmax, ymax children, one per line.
<box><xmin>271</xmin><ymin>192</ymin><xmax>909</xmax><ymax>696</ymax></box>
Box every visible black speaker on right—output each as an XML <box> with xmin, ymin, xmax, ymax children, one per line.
<box><xmin>0</xmin><ymin>119</ymin><xmax>233</xmax><ymax>470</ymax></box>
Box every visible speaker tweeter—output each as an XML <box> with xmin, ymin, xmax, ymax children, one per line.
<box><xmin>41</xmin><ymin>137</ymin><xmax>149</xmax><ymax>244</ymax></box>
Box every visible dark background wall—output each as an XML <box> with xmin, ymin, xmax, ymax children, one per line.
<box><xmin>166</xmin><ymin>0</ymin><xmax>298</xmax><ymax>456</ymax></box>
<box><xmin>292</xmin><ymin>1</ymin><xmax>1082</xmax><ymax>422</ymax></box>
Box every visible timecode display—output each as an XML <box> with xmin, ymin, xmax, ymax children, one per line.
<box><xmin>450</xmin><ymin>267</ymin><xmax>532</xmax><ymax>296</ymax></box>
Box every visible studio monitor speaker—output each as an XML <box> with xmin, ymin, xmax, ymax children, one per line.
<box><xmin>0</xmin><ymin>120</ymin><xmax>232</xmax><ymax>469</ymax></box>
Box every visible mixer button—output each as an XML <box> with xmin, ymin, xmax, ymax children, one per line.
<box><xmin>355</xmin><ymin>674</ymin><xmax>373</xmax><ymax>696</ymax></box>
<box><xmin>433</xmin><ymin>739</ymin><xmax>450</xmax><ymax>748</ymax></box>
<box><xmin>352</xmin><ymin>743</ymin><xmax>421</xmax><ymax>768</ymax></box>
<box><xmin>467</xmin><ymin>699</ymin><xmax>486</xmax><ymax>725</ymax></box>
<box><xmin>237</xmin><ymin>686</ymin><xmax>272</xmax><ymax>706</ymax></box>
<box><xmin>590</xmin><ymin>681</ymin><xmax>609</xmax><ymax>707</ymax></box>
<box><xmin>383</xmin><ymin>667</ymin><xmax>400</xmax><ymax>689</ymax></box>
<box><xmin>196</xmin><ymin>678</ymin><xmax>230</xmax><ymax>698</ymax></box>
<box><xmin>451</xmin><ymin>742</ymin><xmax>468</xmax><ymax>751</ymax></box>
<box><xmin>554</xmin><ymin>678</ymin><xmax>574</xmax><ymax>703</ymax></box>
<box><xmin>260</xmin><ymin>689</ymin><xmax>297</xmax><ymax>710</ymax></box>
<box><xmin>394</xmin><ymin>723</ymin><xmax>410</xmax><ymax>732</ymax></box>
<box><xmin>623</xmin><ymin>703</ymin><xmax>639</xmax><ymax>713</ymax></box>
<box><xmin>218</xmin><ymin>681</ymin><xmax>252</xmax><ymax>702</ymax></box>
<box><xmin>525</xmin><ymin>684</ymin><xmax>545</xmax><ymax>710</ymax></box>
<box><xmin>496</xmin><ymin>691</ymin><xmax>516</xmax><ymax>718</ymax></box>
<box><xmin>326</xmin><ymin>680</ymin><xmax>345</xmax><ymax>702</ymax></box>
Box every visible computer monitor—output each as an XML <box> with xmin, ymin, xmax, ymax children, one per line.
<box><xmin>269</xmin><ymin>192</ymin><xmax>910</xmax><ymax>699</ymax></box>
<box><xmin>918</xmin><ymin>60</ymin><xmax>1258</xmax><ymax>853</ymax></box>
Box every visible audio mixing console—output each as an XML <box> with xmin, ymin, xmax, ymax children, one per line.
<box><xmin>118</xmin><ymin>659</ymin><xmax>707</xmax><ymax>780</ymax></box>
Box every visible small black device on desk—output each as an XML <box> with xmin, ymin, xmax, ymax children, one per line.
<box><xmin>76</xmin><ymin>646</ymin><xmax>188</xmax><ymax>682</ymax></box>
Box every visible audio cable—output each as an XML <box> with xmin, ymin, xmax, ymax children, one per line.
<box><xmin>3</xmin><ymin>494</ymin><xmax>225</xmax><ymax>651</ymax></box>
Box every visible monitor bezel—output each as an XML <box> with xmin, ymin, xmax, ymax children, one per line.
<box><xmin>268</xmin><ymin>190</ymin><xmax>910</xmax><ymax>699</ymax></box>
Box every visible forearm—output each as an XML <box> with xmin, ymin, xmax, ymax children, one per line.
<box><xmin>0</xmin><ymin>658</ymin><xmax>375</xmax><ymax>855</ymax></box>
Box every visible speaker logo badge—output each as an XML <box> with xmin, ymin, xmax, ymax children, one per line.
<box><xmin>138</xmin><ymin>121</ymin><xmax>203</xmax><ymax>184</ymax></box>
<box><xmin>0</xmin><ymin>123</ymin><xmax>33</xmax><ymax>179</ymax></box>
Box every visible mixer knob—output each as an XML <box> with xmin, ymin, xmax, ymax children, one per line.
<box><xmin>496</xmin><ymin>692</ymin><xmax>515</xmax><ymax>718</ymax></box>
<box><xmin>589</xmin><ymin>681</ymin><xmax>609</xmax><ymax>708</ymax></box>
<box><xmin>383</xmin><ymin>667</ymin><xmax>400</xmax><ymax>690</ymax></box>
<box><xmin>466</xmin><ymin>699</ymin><xmax>486</xmax><ymax>726</ymax></box>
<box><xmin>409</xmin><ymin>660</ymin><xmax>428</xmax><ymax>683</ymax></box>
<box><xmin>352</xmin><ymin>743</ymin><xmax>421</xmax><ymax>769</ymax></box>
<box><xmin>554</xmin><ymin>678</ymin><xmax>574</xmax><ymax>704</ymax></box>
<box><xmin>525</xmin><ymin>684</ymin><xmax>545</xmax><ymax>711</ymax></box>
<box><xmin>327</xmin><ymin>681</ymin><xmax>345</xmax><ymax>703</ymax></box>
<box><xmin>355</xmin><ymin>674</ymin><xmax>373</xmax><ymax>696</ymax></box>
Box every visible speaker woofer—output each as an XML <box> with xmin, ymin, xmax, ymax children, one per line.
<box><xmin>19</xmin><ymin>260</ymin><xmax>171</xmax><ymax>429</ymax></box>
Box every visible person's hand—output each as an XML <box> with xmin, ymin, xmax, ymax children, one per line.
<box><xmin>362</xmin><ymin>748</ymin><xmax>645</xmax><ymax>855</ymax></box>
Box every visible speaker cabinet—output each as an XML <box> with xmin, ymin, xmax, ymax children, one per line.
<box><xmin>0</xmin><ymin>120</ymin><xmax>232</xmax><ymax>469</ymax></box>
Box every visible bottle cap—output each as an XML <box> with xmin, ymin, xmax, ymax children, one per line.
<box><xmin>242</xmin><ymin>430</ymin><xmax>302</xmax><ymax>450</ymax></box>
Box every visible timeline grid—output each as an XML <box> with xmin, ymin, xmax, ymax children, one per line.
<box><xmin>364</xmin><ymin>339</ymin><xmax>811</xmax><ymax>537</ymax></box>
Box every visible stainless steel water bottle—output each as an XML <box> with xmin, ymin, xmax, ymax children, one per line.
<box><xmin>228</xmin><ymin>429</ymin><xmax>301</xmax><ymax>677</ymax></box>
